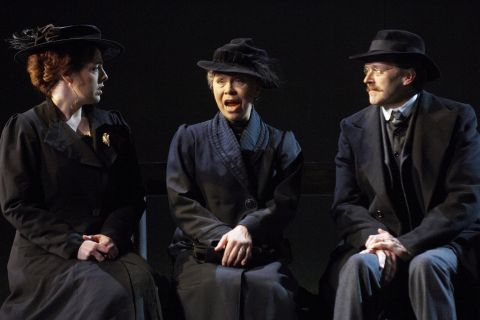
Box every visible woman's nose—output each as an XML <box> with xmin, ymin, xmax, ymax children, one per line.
<box><xmin>225</xmin><ymin>81</ymin><xmax>236</xmax><ymax>94</ymax></box>
<box><xmin>100</xmin><ymin>66</ymin><xmax>108</xmax><ymax>82</ymax></box>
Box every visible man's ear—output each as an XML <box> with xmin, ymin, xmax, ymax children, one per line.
<box><xmin>402</xmin><ymin>68</ymin><xmax>416</xmax><ymax>86</ymax></box>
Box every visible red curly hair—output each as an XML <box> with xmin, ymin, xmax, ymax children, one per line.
<box><xmin>26</xmin><ymin>43</ymin><xmax>98</xmax><ymax>96</ymax></box>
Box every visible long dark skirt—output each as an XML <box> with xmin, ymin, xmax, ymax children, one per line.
<box><xmin>174</xmin><ymin>252</ymin><xmax>297</xmax><ymax>320</ymax></box>
<box><xmin>0</xmin><ymin>244</ymin><xmax>162</xmax><ymax>320</ymax></box>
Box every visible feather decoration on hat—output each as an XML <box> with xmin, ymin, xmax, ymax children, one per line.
<box><xmin>6</xmin><ymin>24</ymin><xmax>59</xmax><ymax>50</ymax></box>
<box><xmin>251</xmin><ymin>57</ymin><xmax>281</xmax><ymax>88</ymax></box>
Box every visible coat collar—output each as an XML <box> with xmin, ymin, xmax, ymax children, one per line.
<box><xmin>34</xmin><ymin>99</ymin><xmax>117</xmax><ymax>168</ymax></box>
<box><xmin>207</xmin><ymin>109</ymin><xmax>269</xmax><ymax>193</ymax></box>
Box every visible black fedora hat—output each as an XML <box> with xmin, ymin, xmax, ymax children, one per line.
<box><xmin>197</xmin><ymin>38</ymin><xmax>279</xmax><ymax>88</ymax></box>
<box><xmin>349</xmin><ymin>29</ymin><xmax>440</xmax><ymax>81</ymax></box>
<box><xmin>8</xmin><ymin>24</ymin><xmax>124</xmax><ymax>64</ymax></box>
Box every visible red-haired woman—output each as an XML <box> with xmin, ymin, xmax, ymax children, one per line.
<box><xmin>0</xmin><ymin>24</ymin><xmax>162</xmax><ymax>319</ymax></box>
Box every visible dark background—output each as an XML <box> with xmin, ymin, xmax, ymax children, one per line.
<box><xmin>1</xmin><ymin>0</ymin><xmax>480</xmax><ymax>304</ymax></box>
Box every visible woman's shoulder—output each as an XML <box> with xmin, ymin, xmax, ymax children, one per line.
<box><xmin>174</xmin><ymin>120</ymin><xmax>211</xmax><ymax>137</ymax></box>
<box><xmin>89</xmin><ymin>106</ymin><xmax>130</xmax><ymax>128</ymax></box>
<box><xmin>266</xmin><ymin>124</ymin><xmax>299</xmax><ymax>146</ymax></box>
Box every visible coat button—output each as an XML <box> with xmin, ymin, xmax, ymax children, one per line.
<box><xmin>245</xmin><ymin>198</ymin><xmax>257</xmax><ymax>209</ymax></box>
<box><xmin>394</xmin><ymin>152</ymin><xmax>400</xmax><ymax>157</ymax></box>
<box><xmin>375</xmin><ymin>210</ymin><xmax>384</xmax><ymax>218</ymax></box>
<box><xmin>92</xmin><ymin>208</ymin><xmax>101</xmax><ymax>216</ymax></box>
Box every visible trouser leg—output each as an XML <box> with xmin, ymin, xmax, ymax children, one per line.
<box><xmin>408</xmin><ymin>246</ymin><xmax>458</xmax><ymax>320</ymax></box>
<box><xmin>333</xmin><ymin>253</ymin><xmax>382</xmax><ymax>320</ymax></box>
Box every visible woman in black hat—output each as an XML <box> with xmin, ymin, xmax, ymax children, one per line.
<box><xmin>0</xmin><ymin>24</ymin><xmax>162</xmax><ymax>319</ymax></box>
<box><xmin>167</xmin><ymin>38</ymin><xmax>303</xmax><ymax>320</ymax></box>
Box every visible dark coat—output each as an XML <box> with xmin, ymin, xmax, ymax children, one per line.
<box><xmin>167</xmin><ymin>111</ymin><xmax>303</xmax><ymax>320</ymax></box>
<box><xmin>0</xmin><ymin>100</ymin><xmax>160</xmax><ymax>320</ymax></box>
<box><xmin>323</xmin><ymin>91</ymin><xmax>480</xmax><ymax>296</ymax></box>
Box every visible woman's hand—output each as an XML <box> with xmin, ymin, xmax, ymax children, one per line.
<box><xmin>77</xmin><ymin>239</ymin><xmax>109</xmax><ymax>261</ymax></box>
<box><xmin>77</xmin><ymin>234</ymin><xmax>119</xmax><ymax>261</ymax></box>
<box><xmin>214</xmin><ymin>225</ymin><xmax>252</xmax><ymax>267</ymax></box>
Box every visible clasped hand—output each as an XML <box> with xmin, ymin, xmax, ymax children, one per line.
<box><xmin>214</xmin><ymin>225</ymin><xmax>252</xmax><ymax>267</ymax></box>
<box><xmin>77</xmin><ymin>234</ymin><xmax>119</xmax><ymax>262</ymax></box>
<box><xmin>360</xmin><ymin>228</ymin><xmax>410</xmax><ymax>283</ymax></box>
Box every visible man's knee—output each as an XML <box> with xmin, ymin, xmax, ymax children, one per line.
<box><xmin>408</xmin><ymin>249</ymin><xmax>456</xmax><ymax>283</ymax></box>
<box><xmin>341</xmin><ymin>253</ymin><xmax>379</xmax><ymax>277</ymax></box>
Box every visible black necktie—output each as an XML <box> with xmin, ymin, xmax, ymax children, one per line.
<box><xmin>388</xmin><ymin>110</ymin><xmax>408</xmax><ymax>164</ymax></box>
<box><xmin>391</xmin><ymin>110</ymin><xmax>406</xmax><ymax>124</ymax></box>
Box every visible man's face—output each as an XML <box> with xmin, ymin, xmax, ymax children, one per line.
<box><xmin>363</xmin><ymin>62</ymin><xmax>414</xmax><ymax>109</ymax></box>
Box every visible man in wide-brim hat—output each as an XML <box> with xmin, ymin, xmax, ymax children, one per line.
<box><xmin>321</xmin><ymin>29</ymin><xmax>480</xmax><ymax>319</ymax></box>
<box><xmin>167</xmin><ymin>38</ymin><xmax>303</xmax><ymax>320</ymax></box>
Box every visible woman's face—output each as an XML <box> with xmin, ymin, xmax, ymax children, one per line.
<box><xmin>212</xmin><ymin>73</ymin><xmax>260</xmax><ymax>122</ymax></box>
<box><xmin>69</xmin><ymin>48</ymin><xmax>108</xmax><ymax>105</ymax></box>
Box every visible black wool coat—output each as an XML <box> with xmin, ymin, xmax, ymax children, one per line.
<box><xmin>0</xmin><ymin>100</ymin><xmax>158</xmax><ymax>320</ymax></box>
<box><xmin>323</xmin><ymin>91</ymin><xmax>480</xmax><ymax>296</ymax></box>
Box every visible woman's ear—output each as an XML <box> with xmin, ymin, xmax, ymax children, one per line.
<box><xmin>61</xmin><ymin>73</ymin><xmax>73</xmax><ymax>85</ymax></box>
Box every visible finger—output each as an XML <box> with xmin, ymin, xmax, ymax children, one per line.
<box><xmin>214</xmin><ymin>235</ymin><xmax>228</xmax><ymax>252</ymax></box>
<box><xmin>91</xmin><ymin>249</ymin><xmax>105</xmax><ymax>262</ymax></box>
<box><xmin>95</xmin><ymin>244</ymin><xmax>110</xmax><ymax>254</ymax></box>
<box><xmin>378</xmin><ymin>228</ymin><xmax>387</xmax><ymax>234</ymax></box>
<box><xmin>233</xmin><ymin>246</ymin><xmax>245</xmax><ymax>266</ymax></box>
<box><xmin>368</xmin><ymin>240</ymin><xmax>396</xmax><ymax>251</ymax></box>
<box><xmin>242</xmin><ymin>246</ymin><xmax>252</xmax><ymax>266</ymax></box>
<box><xmin>222</xmin><ymin>240</ymin><xmax>235</xmax><ymax>266</ymax></box>
<box><xmin>226</xmin><ymin>243</ymin><xmax>241</xmax><ymax>266</ymax></box>
<box><xmin>376</xmin><ymin>250</ymin><xmax>386</xmax><ymax>269</ymax></box>
<box><xmin>88</xmin><ymin>235</ymin><xmax>101</xmax><ymax>243</ymax></box>
<box><xmin>365</xmin><ymin>234</ymin><xmax>378</xmax><ymax>248</ymax></box>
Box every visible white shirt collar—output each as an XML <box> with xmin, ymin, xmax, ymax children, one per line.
<box><xmin>65</xmin><ymin>107</ymin><xmax>83</xmax><ymax>131</ymax></box>
<box><xmin>381</xmin><ymin>93</ymin><xmax>418</xmax><ymax>121</ymax></box>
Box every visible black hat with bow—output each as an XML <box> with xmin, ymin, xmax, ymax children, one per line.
<box><xmin>8</xmin><ymin>24</ymin><xmax>124</xmax><ymax>64</ymax></box>
<box><xmin>197</xmin><ymin>38</ymin><xmax>280</xmax><ymax>88</ymax></box>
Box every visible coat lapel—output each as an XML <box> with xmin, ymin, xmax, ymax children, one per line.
<box><xmin>208</xmin><ymin>112</ymin><xmax>252</xmax><ymax>192</ymax></box>
<box><xmin>411</xmin><ymin>91</ymin><xmax>457</xmax><ymax>209</ymax></box>
<box><xmin>352</xmin><ymin>106</ymin><xmax>392</xmax><ymax>205</ymax></box>
<box><xmin>37</xmin><ymin>100</ymin><xmax>102</xmax><ymax>168</ymax></box>
<box><xmin>86</xmin><ymin>106</ymin><xmax>118</xmax><ymax>167</ymax></box>
<box><xmin>37</xmin><ymin>100</ymin><xmax>118</xmax><ymax>168</ymax></box>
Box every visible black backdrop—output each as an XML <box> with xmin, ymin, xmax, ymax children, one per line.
<box><xmin>1</xmin><ymin>0</ymin><xmax>480</xmax><ymax>302</ymax></box>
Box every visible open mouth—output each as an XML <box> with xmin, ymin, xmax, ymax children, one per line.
<box><xmin>224</xmin><ymin>99</ymin><xmax>242</xmax><ymax>110</ymax></box>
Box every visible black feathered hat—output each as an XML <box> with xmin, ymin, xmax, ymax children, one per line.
<box><xmin>197</xmin><ymin>38</ymin><xmax>280</xmax><ymax>88</ymax></box>
<box><xmin>349</xmin><ymin>29</ymin><xmax>440</xmax><ymax>81</ymax></box>
<box><xmin>8</xmin><ymin>24</ymin><xmax>124</xmax><ymax>64</ymax></box>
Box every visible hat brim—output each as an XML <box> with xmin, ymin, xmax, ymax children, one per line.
<box><xmin>197</xmin><ymin>60</ymin><xmax>277</xmax><ymax>88</ymax></box>
<box><xmin>349</xmin><ymin>51</ymin><xmax>440</xmax><ymax>81</ymax></box>
<box><xmin>14</xmin><ymin>38</ymin><xmax>124</xmax><ymax>64</ymax></box>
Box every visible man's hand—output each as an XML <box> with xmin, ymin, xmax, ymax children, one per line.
<box><xmin>214</xmin><ymin>225</ymin><xmax>252</xmax><ymax>267</ymax></box>
<box><xmin>360</xmin><ymin>248</ymin><xmax>398</xmax><ymax>284</ymax></box>
<box><xmin>365</xmin><ymin>228</ymin><xmax>411</xmax><ymax>260</ymax></box>
<box><xmin>360</xmin><ymin>228</ymin><xmax>410</xmax><ymax>284</ymax></box>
